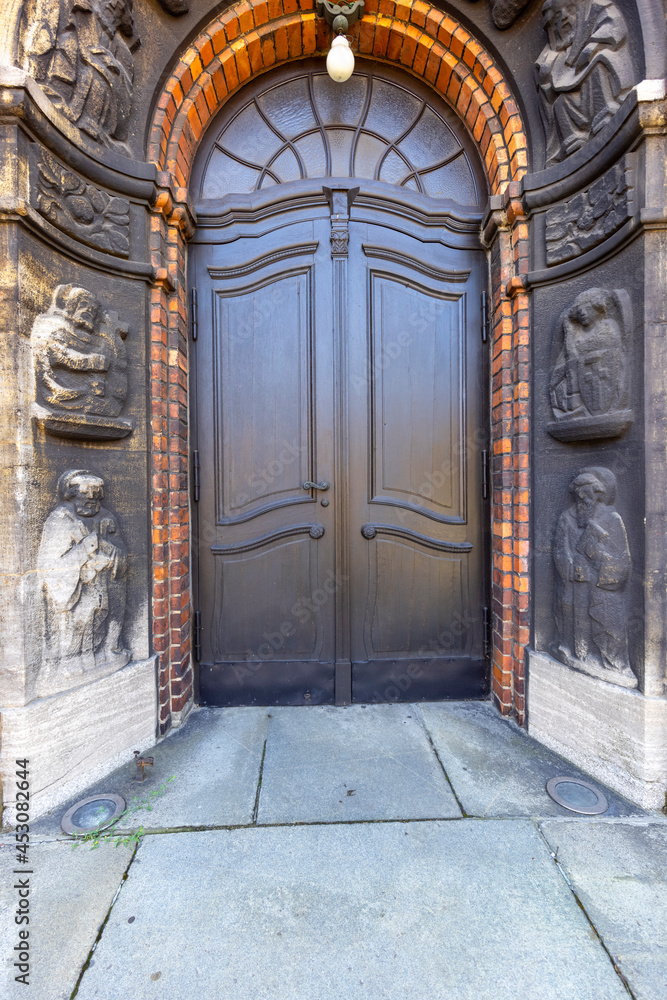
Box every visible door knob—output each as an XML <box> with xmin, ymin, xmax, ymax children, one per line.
<box><xmin>302</xmin><ymin>480</ymin><xmax>330</xmax><ymax>491</ymax></box>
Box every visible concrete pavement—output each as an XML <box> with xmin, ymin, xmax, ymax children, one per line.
<box><xmin>2</xmin><ymin>701</ymin><xmax>665</xmax><ymax>999</ymax></box>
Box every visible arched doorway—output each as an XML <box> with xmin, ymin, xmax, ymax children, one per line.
<box><xmin>189</xmin><ymin>61</ymin><xmax>490</xmax><ymax>706</ymax></box>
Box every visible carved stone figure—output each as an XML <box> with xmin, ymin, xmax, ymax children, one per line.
<box><xmin>32</xmin><ymin>148</ymin><xmax>131</xmax><ymax>257</ymax></box>
<box><xmin>536</xmin><ymin>0</ymin><xmax>634</xmax><ymax>165</ymax></box>
<box><xmin>36</xmin><ymin>470</ymin><xmax>130</xmax><ymax>698</ymax></box>
<box><xmin>21</xmin><ymin>0</ymin><xmax>137</xmax><ymax>152</ymax></box>
<box><xmin>31</xmin><ymin>283</ymin><xmax>134</xmax><ymax>440</ymax></box>
<box><xmin>157</xmin><ymin>0</ymin><xmax>189</xmax><ymax>13</ymax></box>
<box><xmin>545</xmin><ymin>161</ymin><xmax>632</xmax><ymax>265</ymax></box>
<box><xmin>548</xmin><ymin>288</ymin><xmax>633</xmax><ymax>441</ymax></box>
<box><xmin>467</xmin><ymin>0</ymin><xmax>534</xmax><ymax>30</ymax></box>
<box><xmin>553</xmin><ymin>467</ymin><xmax>636</xmax><ymax>688</ymax></box>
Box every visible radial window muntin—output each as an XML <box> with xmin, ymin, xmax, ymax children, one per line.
<box><xmin>199</xmin><ymin>68</ymin><xmax>481</xmax><ymax>205</ymax></box>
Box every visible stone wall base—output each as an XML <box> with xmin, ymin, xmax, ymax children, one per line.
<box><xmin>0</xmin><ymin>657</ymin><xmax>158</xmax><ymax>827</ymax></box>
<box><xmin>527</xmin><ymin>650</ymin><xmax>667</xmax><ymax>811</ymax></box>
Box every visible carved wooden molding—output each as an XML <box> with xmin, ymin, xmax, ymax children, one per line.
<box><xmin>361</xmin><ymin>523</ymin><xmax>473</xmax><ymax>553</ymax></box>
<box><xmin>211</xmin><ymin>523</ymin><xmax>325</xmax><ymax>555</ymax></box>
<box><xmin>208</xmin><ymin>243</ymin><xmax>319</xmax><ymax>279</ymax></box>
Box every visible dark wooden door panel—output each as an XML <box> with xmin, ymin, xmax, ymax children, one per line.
<box><xmin>192</xmin><ymin>203</ymin><xmax>488</xmax><ymax>706</ymax></box>
<box><xmin>194</xmin><ymin>222</ymin><xmax>337</xmax><ymax>704</ymax></box>
<box><xmin>347</xmin><ymin>223</ymin><xmax>488</xmax><ymax>701</ymax></box>
<box><xmin>212</xmin><ymin>269</ymin><xmax>313</xmax><ymax>524</ymax></box>
<box><xmin>368</xmin><ymin>272</ymin><xmax>466</xmax><ymax>523</ymax></box>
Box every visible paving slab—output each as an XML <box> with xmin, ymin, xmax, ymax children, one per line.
<box><xmin>76</xmin><ymin>819</ymin><xmax>629</xmax><ymax>1000</ymax></box>
<box><xmin>257</xmin><ymin>703</ymin><xmax>461</xmax><ymax>823</ymax></box>
<box><xmin>418</xmin><ymin>702</ymin><xmax>642</xmax><ymax>818</ymax></box>
<box><xmin>539</xmin><ymin>819</ymin><xmax>667</xmax><ymax>1000</ymax></box>
<box><xmin>0</xmin><ymin>839</ymin><xmax>133</xmax><ymax>1000</ymax></box>
<box><xmin>30</xmin><ymin>706</ymin><xmax>269</xmax><ymax>838</ymax></box>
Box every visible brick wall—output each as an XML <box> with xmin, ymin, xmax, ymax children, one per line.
<box><xmin>147</xmin><ymin>0</ymin><xmax>531</xmax><ymax>725</ymax></box>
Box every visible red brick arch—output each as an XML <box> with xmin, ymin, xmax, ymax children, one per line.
<box><xmin>149</xmin><ymin>0</ymin><xmax>528</xmax><ymax>193</ymax></box>
<box><xmin>148</xmin><ymin>0</ymin><xmax>531</xmax><ymax>731</ymax></box>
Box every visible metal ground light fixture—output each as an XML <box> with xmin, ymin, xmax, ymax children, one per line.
<box><xmin>317</xmin><ymin>0</ymin><xmax>365</xmax><ymax>83</ymax></box>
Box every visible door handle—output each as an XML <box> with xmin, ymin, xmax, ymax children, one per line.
<box><xmin>302</xmin><ymin>480</ymin><xmax>330</xmax><ymax>491</ymax></box>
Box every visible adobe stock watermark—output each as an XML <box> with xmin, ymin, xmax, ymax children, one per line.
<box><xmin>233</xmin><ymin>570</ymin><xmax>348</xmax><ymax>685</ymax></box>
<box><xmin>369</xmin><ymin>610</ymin><xmax>480</xmax><ymax>704</ymax></box>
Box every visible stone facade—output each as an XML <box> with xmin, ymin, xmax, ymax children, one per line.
<box><xmin>0</xmin><ymin>0</ymin><xmax>666</xmax><ymax>820</ymax></box>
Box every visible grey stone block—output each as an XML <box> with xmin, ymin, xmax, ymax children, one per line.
<box><xmin>257</xmin><ymin>703</ymin><xmax>461</xmax><ymax>823</ymax></box>
<box><xmin>75</xmin><ymin>820</ymin><xmax>630</xmax><ymax>1000</ymax></box>
<box><xmin>539</xmin><ymin>819</ymin><xmax>667</xmax><ymax>1000</ymax></box>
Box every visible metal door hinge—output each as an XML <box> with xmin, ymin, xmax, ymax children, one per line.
<box><xmin>481</xmin><ymin>291</ymin><xmax>489</xmax><ymax>344</ymax></box>
<box><xmin>190</xmin><ymin>287</ymin><xmax>198</xmax><ymax>341</ymax></box>
<box><xmin>192</xmin><ymin>449</ymin><xmax>200</xmax><ymax>502</ymax></box>
<box><xmin>482</xmin><ymin>606</ymin><xmax>492</xmax><ymax>658</ymax></box>
<box><xmin>193</xmin><ymin>610</ymin><xmax>202</xmax><ymax>662</ymax></box>
<box><xmin>481</xmin><ymin>448</ymin><xmax>489</xmax><ymax>499</ymax></box>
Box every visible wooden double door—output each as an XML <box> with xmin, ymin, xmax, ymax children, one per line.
<box><xmin>192</xmin><ymin>196</ymin><xmax>489</xmax><ymax>705</ymax></box>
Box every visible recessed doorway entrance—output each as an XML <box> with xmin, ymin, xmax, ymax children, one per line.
<box><xmin>189</xmin><ymin>62</ymin><xmax>490</xmax><ymax>706</ymax></box>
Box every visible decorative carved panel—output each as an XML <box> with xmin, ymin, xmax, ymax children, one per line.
<box><xmin>20</xmin><ymin>0</ymin><xmax>138</xmax><ymax>152</ymax></box>
<box><xmin>552</xmin><ymin>466</ymin><xmax>636</xmax><ymax>688</ymax></box>
<box><xmin>547</xmin><ymin>287</ymin><xmax>633</xmax><ymax>441</ymax></box>
<box><xmin>545</xmin><ymin>161</ymin><xmax>632</xmax><ymax>265</ymax></box>
<box><xmin>536</xmin><ymin>0</ymin><xmax>634</xmax><ymax>166</ymax></box>
<box><xmin>31</xmin><ymin>284</ymin><xmax>134</xmax><ymax>440</ymax></box>
<box><xmin>368</xmin><ymin>272</ymin><xmax>466</xmax><ymax>523</ymax></box>
<box><xmin>36</xmin><ymin>470</ymin><xmax>130</xmax><ymax>698</ymax></box>
<box><xmin>466</xmin><ymin>0</ymin><xmax>535</xmax><ymax>29</ymax></box>
<box><xmin>31</xmin><ymin>148</ymin><xmax>131</xmax><ymax>257</ymax></box>
<box><xmin>213</xmin><ymin>269</ymin><xmax>313</xmax><ymax>523</ymax></box>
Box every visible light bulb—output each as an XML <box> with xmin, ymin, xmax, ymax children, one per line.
<box><xmin>326</xmin><ymin>35</ymin><xmax>355</xmax><ymax>83</ymax></box>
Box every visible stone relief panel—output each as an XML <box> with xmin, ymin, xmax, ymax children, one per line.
<box><xmin>545</xmin><ymin>160</ymin><xmax>633</xmax><ymax>265</ymax></box>
<box><xmin>548</xmin><ymin>287</ymin><xmax>633</xmax><ymax>441</ymax></box>
<box><xmin>467</xmin><ymin>0</ymin><xmax>535</xmax><ymax>30</ymax></box>
<box><xmin>156</xmin><ymin>0</ymin><xmax>189</xmax><ymax>12</ymax></box>
<box><xmin>20</xmin><ymin>0</ymin><xmax>137</xmax><ymax>153</ymax></box>
<box><xmin>536</xmin><ymin>0</ymin><xmax>634</xmax><ymax>166</ymax></box>
<box><xmin>31</xmin><ymin>283</ymin><xmax>135</xmax><ymax>440</ymax></box>
<box><xmin>31</xmin><ymin>148</ymin><xmax>130</xmax><ymax>257</ymax></box>
<box><xmin>36</xmin><ymin>470</ymin><xmax>130</xmax><ymax>699</ymax></box>
<box><xmin>552</xmin><ymin>466</ymin><xmax>636</xmax><ymax>689</ymax></box>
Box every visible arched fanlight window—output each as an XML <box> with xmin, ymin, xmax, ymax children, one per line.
<box><xmin>199</xmin><ymin>69</ymin><xmax>481</xmax><ymax>206</ymax></box>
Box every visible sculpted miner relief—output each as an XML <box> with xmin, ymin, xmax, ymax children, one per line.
<box><xmin>552</xmin><ymin>467</ymin><xmax>636</xmax><ymax>689</ymax></box>
<box><xmin>31</xmin><ymin>283</ymin><xmax>134</xmax><ymax>440</ymax></box>
<box><xmin>536</xmin><ymin>0</ymin><xmax>634</xmax><ymax>166</ymax></box>
<box><xmin>548</xmin><ymin>288</ymin><xmax>633</xmax><ymax>441</ymax></box>
<box><xmin>36</xmin><ymin>470</ymin><xmax>130</xmax><ymax>699</ymax></box>
<box><xmin>20</xmin><ymin>0</ymin><xmax>137</xmax><ymax>152</ymax></box>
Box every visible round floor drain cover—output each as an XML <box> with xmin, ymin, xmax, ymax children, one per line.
<box><xmin>546</xmin><ymin>776</ymin><xmax>609</xmax><ymax>815</ymax></box>
<box><xmin>61</xmin><ymin>793</ymin><xmax>126</xmax><ymax>836</ymax></box>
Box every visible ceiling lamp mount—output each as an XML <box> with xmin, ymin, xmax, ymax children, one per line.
<box><xmin>317</xmin><ymin>0</ymin><xmax>365</xmax><ymax>83</ymax></box>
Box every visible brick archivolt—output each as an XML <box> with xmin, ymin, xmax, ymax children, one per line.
<box><xmin>149</xmin><ymin>0</ymin><xmax>528</xmax><ymax>195</ymax></box>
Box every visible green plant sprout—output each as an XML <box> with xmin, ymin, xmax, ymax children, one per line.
<box><xmin>71</xmin><ymin>776</ymin><xmax>176</xmax><ymax>851</ymax></box>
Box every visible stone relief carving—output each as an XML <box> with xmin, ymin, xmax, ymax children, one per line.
<box><xmin>31</xmin><ymin>284</ymin><xmax>135</xmax><ymax>440</ymax></box>
<box><xmin>552</xmin><ymin>467</ymin><xmax>636</xmax><ymax>688</ymax></box>
<box><xmin>536</xmin><ymin>0</ymin><xmax>634</xmax><ymax>166</ymax></box>
<box><xmin>36</xmin><ymin>470</ymin><xmax>130</xmax><ymax>699</ymax></box>
<box><xmin>548</xmin><ymin>288</ymin><xmax>633</xmax><ymax>442</ymax></box>
<box><xmin>32</xmin><ymin>148</ymin><xmax>131</xmax><ymax>257</ymax></box>
<box><xmin>545</xmin><ymin>161</ymin><xmax>632</xmax><ymax>265</ymax></box>
<box><xmin>20</xmin><ymin>0</ymin><xmax>138</xmax><ymax>153</ymax></box>
<box><xmin>156</xmin><ymin>0</ymin><xmax>189</xmax><ymax>13</ymax></box>
<box><xmin>467</xmin><ymin>0</ymin><xmax>535</xmax><ymax>30</ymax></box>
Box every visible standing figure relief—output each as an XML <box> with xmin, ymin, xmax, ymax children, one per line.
<box><xmin>548</xmin><ymin>287</ymin><xmax>633</xmax><ymax>441</ymax></box>
<box><xmin>36</xmin><ymin>470</ymin><xmax>130</xmax><ymax>698</ymax></box>
<box><xmin>552</xmin><ymin>466</ymin><xmax>636</xmax><ymax>688</ymax></box>
<box><xmin>20</xmin><ymin>0</ymin><xmax>137</xmax><ymax>152</ymax></box>
<box><xmin>536</xmin><ymin>0</ymin><xmax>634</xmax><ymax>165</ymax></box>
<box><xmin>31</xmin><ymin>283</ymin><xmax>134</xmax><ymax>440</ymax></box>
